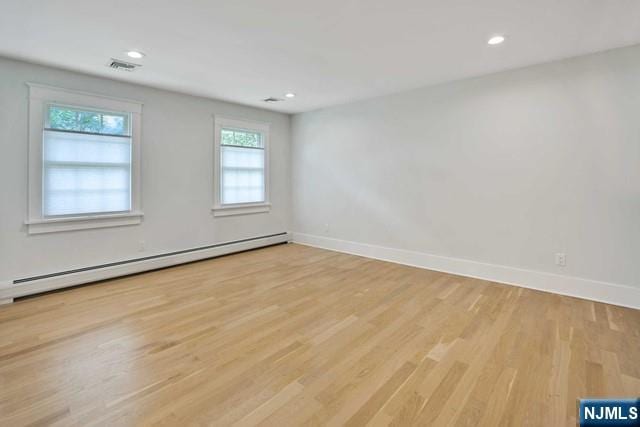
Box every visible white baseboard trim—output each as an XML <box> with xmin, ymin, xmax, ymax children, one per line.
<box><xmin>0</xmin><ymin>298</ymin><xmax>13</xmax><ymax>305</ymax></box>
<box><xmin>0</xmin><ymin>232</ymin><xmax>291</xmax><ymax>302</ymax></box>
<box><xmin>292</xmin><ymin>233</ymin><xmax>640</xmax><ymax>310</ymax></box>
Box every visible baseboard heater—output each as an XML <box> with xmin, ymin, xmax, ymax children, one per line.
<box><xmin>0</xmin><ymin>232</ymin><xmax>291</xmax><ymax>303</ymax></box>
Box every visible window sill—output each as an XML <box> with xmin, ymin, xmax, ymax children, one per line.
<box><xmin>25</xmin><ymin>211</ymin><xmax>144</xmax><ymax>234</ymax></box>
<box><xmin>211</xmin><ymin>203</ymin><xmax>271</xmax><ymax>217</ymax></box>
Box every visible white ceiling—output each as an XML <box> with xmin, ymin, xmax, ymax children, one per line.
<box><xmin>1</xmin><ymin>0</ymin><xmax>639</xmax><ymax>114</ymax></box>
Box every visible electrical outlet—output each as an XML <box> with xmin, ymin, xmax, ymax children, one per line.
<box><xmin>324</xmin><ymin>223</ymin><xmax>330</xmax><ymax>234</ymax></box>
<box><xmin>139</xmin><ymin>240</ymin><xmax>146</xmax><ymax>252</ymax></box>
<box><xmin>555</xmin><ymin>253</ymin><xmax>566</xmax><ymax>267</ymax></box>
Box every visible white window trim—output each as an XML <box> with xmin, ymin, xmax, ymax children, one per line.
<box><xmin>212</xmin><ymin>115</ymin><xmax>271</xmax><ymax>217</ymax></box>
<box><xmin>25</xmin><ymin>83</ymin><xmax>144</xmax><ymax>234</ymax></box>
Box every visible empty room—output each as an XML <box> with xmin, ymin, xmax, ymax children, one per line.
<box><xmin>0</xmin><ymin>1</ymin><xmax>639</xmax><ymax>426</ymax></box>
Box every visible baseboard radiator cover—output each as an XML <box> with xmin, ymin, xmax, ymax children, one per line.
<box><xmin>0</xmin><ymin>232</ymin><xmax>291</xmax><ymax>301</ymax></box>
<box><xmin>293</xmin><ymin>232</ymin><xmax>640</xmax><ymax>310</ymax></box>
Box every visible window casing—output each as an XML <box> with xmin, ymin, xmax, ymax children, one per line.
<box><xmin>26</xmin><ymin>84</ymin><xmax>143</xmax><ymax>234</ymax></box>
<box><xmin>213</xmin><ymin>116</ymin><xmax>270</xmax><ymax>216</ymax></box>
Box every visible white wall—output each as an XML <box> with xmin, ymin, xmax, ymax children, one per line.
<box><xmin>292</xmin><ymin>45</ymin><xmax>640</xmax><ymax>301</ymax></box>
<box><xmin>0</xmin><ymin>57</ymin><xmax>291</xmax><ymax>282</ymax></box>
<box><xmin>2</xmin><ymin>45</ymin><xmax>639</xmax><ymax>306</ymax></box>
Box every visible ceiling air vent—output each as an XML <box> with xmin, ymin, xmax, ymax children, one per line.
<box><xmin>263</xmin><ymin>97</ymin><xmax>283</xmax><ymax>103</ymax></box>
<box><xmin>108</xmin><ymin>59</ymin><xmax>141</xmax><ymax>72</ymax></box>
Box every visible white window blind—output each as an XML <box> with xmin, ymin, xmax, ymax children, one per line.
<box><xmin>220</xmin><ymin>128</ymin><xmax>265</xmax><ymax>204</ymax></box>
<box><xmin>43</xmin><ymin>105</ymin><xmax>132</xmax><ymax>216</ymax></box>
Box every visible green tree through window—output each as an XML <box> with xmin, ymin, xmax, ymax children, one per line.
<box><xmin>48</xmin><ymin>105</ymin><xmax>128</xmax><ymax>135</ymax></box>
<box><xmin>220</xmin><ymin>128</ymin><xmax>262</xmax><ymax>148</ymax></box>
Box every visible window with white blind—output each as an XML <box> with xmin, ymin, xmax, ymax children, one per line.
<box><xmin>27</xmin><ymin>84</ymin><xmax>143</xmax><ymax>234</ymax></box>
<box><xmin>43</xmin><ymin>105</ymin><xmax>132</xmax><ymax>216</ymax></box>
<box><xmin>213</xmin><ymin>117</ymin><xmax>270</xmax><ymax>216</ymax></box>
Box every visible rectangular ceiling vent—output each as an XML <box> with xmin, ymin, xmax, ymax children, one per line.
<box><xmin>108</xmin><ymin>59</ymin><xmax>141</xmax><ymax>72</ymax></box>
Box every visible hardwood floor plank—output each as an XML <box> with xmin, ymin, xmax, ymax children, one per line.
<box><xmin>0</xmin><ymin>243</ymin><xmax>637</xmax><ymax>426</ymax></box>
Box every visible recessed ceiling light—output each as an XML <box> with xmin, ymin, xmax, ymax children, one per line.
<box><xmin>126</xmin><ymin>50</ymin><xmax>145</xmax><ymax>59</ymax></box>
<box><xmin>488</xmin><ymin>35</ymin><xmax>505</xmax><ymax>45</ymax></box>
<box><xmin>285</xmin><ymin>92</ymin><xmax>296</xmax><ymax>98</ymax></box>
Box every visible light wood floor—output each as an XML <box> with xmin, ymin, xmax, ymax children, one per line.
<box><xmin>0</xmin><ymin>243</ymin><xmax>638</xmax><ymax>426</ymax></box>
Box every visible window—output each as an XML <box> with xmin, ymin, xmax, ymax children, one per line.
<box><xmin>27</xmin><ymin>84</ymin><xmax>143</xmax><ymax>234</ymax></box>
<box><xmin>213</xmin><ymin>117</ymin><xmax>270</xmax><ymax>216</ymax></box>
<box><xmin>44</xmin><ymin>105</ymin><xmax>132</xmax><ymax>216</ymax></box>
<box><xmin>220</xmin><ymin>128</ymin><xmax>265</xmax><ymax>204</ymax></box>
